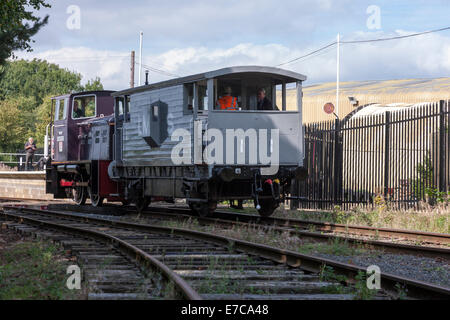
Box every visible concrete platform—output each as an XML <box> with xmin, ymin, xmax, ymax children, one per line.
<box><xmin>0</xmin><ymin>171</ymin><xmax>52</xmax><ymax>200</ymax></box>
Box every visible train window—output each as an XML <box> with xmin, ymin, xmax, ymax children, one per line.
<box><xmin>215</xmin><ymin>81</ymin><xmax>242</xmax><ymax>110</ymax></box>
<box><xmin>197</xmin><ymin>82</ymin><xmax>208</xmax><ymax>111</ymax></box>
<box><xmin>72</xmin><ymin>95</ymin><xmax>96</xmax><ymax>119</ymax></box>
<box><xmin>54</xmin><ymin>98</ymin><xmax>68</xmax><ymax>121</ymax></box>
<box><xmin>213</xmin><ymin>77</ymin><xmax>299</xmax><ymax>111</ymax></box>
<box><xmin>183</xmin><ymin>83</ymin><xmax>194</xmax><ymax>115</ymax></box>
<box><xmin>117</xmin><ymin>98</ymin><xmax>124</xmax><ymax>115</ymax></box>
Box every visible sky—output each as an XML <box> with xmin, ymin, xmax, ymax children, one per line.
<box><xmin>14</xmin><ymin>0</ymin><xmax>450</xmax><ymax>90</ymax></box>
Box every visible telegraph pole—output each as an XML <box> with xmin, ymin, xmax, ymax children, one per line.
<box><xmin>336</xmin><ymin>33</ymin><xmax>340</xmax><ymax>118</ymax></box>
<box><xmin>139</xmin><ymin>31</ymin><xmax>143</xmax><ymax>86</ymax></box>
<box><xmin>130</xmin><ymin>50</ymin><xmax>135</xmax><ymax>88</ymax></box>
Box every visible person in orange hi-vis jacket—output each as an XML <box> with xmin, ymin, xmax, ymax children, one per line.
<box><xmin>217</xmin><ymin>86</ymin><xmax>238</xmax><ymax>110</ymax></box>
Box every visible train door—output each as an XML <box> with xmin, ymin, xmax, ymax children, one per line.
<box><xmin>52</xmin><ymin>97</ymin><xmax>69</xmax><ymax>162</ymax></box>
<box><xmin>113</xmin><ymin>95</ymin><xmax>128</xmax><ymax>164</ymax></box>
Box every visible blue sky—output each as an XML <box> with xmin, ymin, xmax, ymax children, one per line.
<box><xmin>16</xmin><ymin>0</ymin><xmax>450</xmax><ymax>89</ymax></box>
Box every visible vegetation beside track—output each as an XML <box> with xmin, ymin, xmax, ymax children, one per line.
<box><xmin>147</xmin><ymin>216</ymin><xmax>369</xmax><ymax>257</ymax></box>
<box><xmin>0</xmin><ymin>227</ymin><xmax>84</xmax><ymax>299</ymax></box>
<box><xmin>221</xmin><ymin>202</ymin><xmax>449</xmax><ymax>234</ymax></box>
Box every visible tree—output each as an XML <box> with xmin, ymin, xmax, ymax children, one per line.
<box><xmin>0</xmin><ymin>59</ymin><xmax>104</xmax><ymax>150</ymax></box>
<box><xmin>0</xmin><ymin>98</ymin><xmax>28</xmax><ymax>151</ymax></box>
<box><xmin>35</xmin><ymin>95</ymin><xmax>53</xmax><ymax>147</ymax></box>
<box><xmin>0</xmin><ymin>59</ymin><xmax>83</xmax><ymax>104</ymax></box>
<box><xmin>0</xmin><ymin>0</ymin><xmax>50</xmax><ymax>66</ymax></box>
<box><xmin>83</xmin><ymin>77</ymin><xmax>104</xmax><ymax>91</ymax></box>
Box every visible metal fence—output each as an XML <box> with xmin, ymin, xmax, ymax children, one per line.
<box><xmin>0</xmin><ymin>152</ymin><xmax>45</xmax><ymax>171</ymax></box>
<box><xmin>292</xmin><ymin>100</ymin><xmax>450</xmax><ymax>210</ymax></box>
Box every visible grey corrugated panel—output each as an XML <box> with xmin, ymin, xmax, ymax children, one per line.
<box><xmin>122</xmin><ymin>85</ymin><xmax>192</xmax><ymax>164</ymax></box>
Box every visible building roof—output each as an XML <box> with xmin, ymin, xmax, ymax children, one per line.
<box><xmin>113</xmin><ymin>66</ymin><xmax>307</xmax><ymax>96</ymax></box>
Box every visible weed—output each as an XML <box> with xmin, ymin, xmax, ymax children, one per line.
<box><xmin>353</xmin><ymin>271</ymin><xmax>376</xmax><ymax>300</ymax></box>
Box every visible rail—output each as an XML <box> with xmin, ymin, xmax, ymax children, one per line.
<box><xmin>3</xmin><ymin>205</ymin><xmax>449</xmax><ymax>299</ymax></box>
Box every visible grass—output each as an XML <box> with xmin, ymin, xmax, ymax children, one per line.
<box><xmin>0</xmin><ymin>240</ymin><xmax>84</xmax><ymax>300</ymax></box>
<box><xmin>219</xmin><ymin>201</ymin><xmax>450</xmax><ymax>234</ymax></box>
<box><xmin>153</xmin><ymin>217</ymin><xmax>367</xmax><ymax>259</ymax></box>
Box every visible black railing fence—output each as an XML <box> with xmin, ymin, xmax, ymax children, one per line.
<box><xmin>292</xmin><ymin>100</ymin><xmax>450</xmax><ymax>210</ymax></box>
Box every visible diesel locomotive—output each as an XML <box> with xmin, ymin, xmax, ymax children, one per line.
<box><xmin>45</xmin><ymin>66</ymin><xmax>307</xmax><ymax>217</ymax></box>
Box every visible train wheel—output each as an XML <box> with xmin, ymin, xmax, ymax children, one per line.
<box><xmin>257</xmin><ymin>198</ymin><xmax>278</xmax><ymax>217</ymax></box>
<box><xmin>72</xmin><ymin>176</ymin><xmax>86</xmax><ymax>205</ymax></box>
<box><xmin>135</xmin><ymin>197</ymin><xmax>150</xmax><ymax>214</ymax></box>
<box><xmin>90</xmin><ymin>194</ymin><xmax>104</xmax><ymax>207</ymax></box>
<box><xmin>88</xmin><ymin>186</ymin><xmax>103</xmax><ymax>207</ymax></box>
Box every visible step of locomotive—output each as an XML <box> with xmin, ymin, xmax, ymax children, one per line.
<box><xmin>201</xmin><ymin>293</ymin><xmax>354</xmax><ymax>300</ymax></box>
<box><xmin>192</xmin><ymin>280</ymin><xmax>340</xmax><ymax>294</ymax></box>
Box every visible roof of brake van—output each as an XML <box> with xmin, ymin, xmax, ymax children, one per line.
<box><xmin>51</xmin><ymin>90</ymin><xmax>115</xmax><ymax>100</ymax></box>
<box><xmin>112</xmin><ymin>66</ymin><xmax>307</xmax><ymax>97</ymax></box>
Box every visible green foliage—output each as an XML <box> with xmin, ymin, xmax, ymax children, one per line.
<box><xmin>412</xmin><ymin>154</ymin><xmax>434</xmax><ymax>200</ymax></box>
<box><xmin>319</xmin><ymin>265</ymin><xmax>347</xmax><ymax>283</ymax></box>
<box><xmin>0</xmin><ymin>96</ymin><xmax>33</xmax><ymax>151</ymax></box>
<box><xmin>83</xmin><ymin>77</ymin><xmax>104</xmax><ymax>91</ymax></box>
<box><xmin>424</xmin><ymin>187</ymin><xmax>450</xmax><ymax>205</ymax></box>
<box><xmin>0</xmin><ymin>59</ymin><xmax>83</xmax><ymax>104</ymax></box>
<box><xmin>34</xmin><ymin>95</ymin><xmax>53</xmax><ymax>146</ymax></box>
<box><xmin>0</xmin><ymin>240</ymin><xmax>81</xmax><ymax>299</ymax></box>
<box><xmin>0</xmin><ymin>60</ymin><xmax>104</xmax><ymax>150</ymax></box>
<box><xmin>353</xmin><ymin>271</ymin><xmax>376</xmax><ymax>300</ymax></box>
<box><xmin>0</xmin><ymin>0</ymin><xmax>50</xmax><ymax>66</ymax></box>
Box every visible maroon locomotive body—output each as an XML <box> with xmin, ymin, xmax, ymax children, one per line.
<box><xmin>46</xmin><ymin>90</ymin><xmax>124</xmax><ymax>206</ymax></box>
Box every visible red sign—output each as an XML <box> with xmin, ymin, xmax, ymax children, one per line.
<box><xmin>323</xmin><ymin>102</ymin><xmax>335</xmax><ymax>114</ymax></box>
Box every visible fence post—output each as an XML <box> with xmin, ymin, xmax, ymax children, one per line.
<box><xmin>439</xmin><ymin>100</ymin><xmax>446</xmax><ymax>191</ymax></box>
<box><xmin>384</xmin><ymin>111</ymin><xmax>391</xmax><ymax>198</ymax></box>
<box><xmin>333</xmin><ymin>119</ymin><xmax>342</xmax><ymax>206</ymax></box>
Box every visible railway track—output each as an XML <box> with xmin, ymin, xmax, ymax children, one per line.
<box><xmin>1</xmin><ymin>206</ymin><xmax>356</xmax><ymax>300</ymax></box>
<box><xmin>135</xmin><ymin>205</ymin><xmax>450</xmax><ymax>259</ymax></box>
<box><xmin>5</xmin><ymin>200</ymin><xmax>450</xmax><ymax>260</ymax></box>
<box><xmin>45</xmin><ymin>203</ymin><xmax>448</xmax><ymax>261</ymax></box>
<box><xmin>2</xmin><ymin>205</ymin><xmax>450</xmax><ymax>299</ymax></box>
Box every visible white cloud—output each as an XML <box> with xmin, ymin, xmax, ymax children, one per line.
<box><xmin>14</xmin><ymin>30</ymin><xmax>450</xmax><ymax>91</ymax></box>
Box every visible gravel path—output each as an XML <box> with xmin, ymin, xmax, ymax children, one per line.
<box><xmin>314</xmin><ymin>251</ymin><xmax>450</xmax><ymax>288</ymax></box>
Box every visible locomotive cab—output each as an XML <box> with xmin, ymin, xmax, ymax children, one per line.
<box><xmin>45</xmin><ymin>91</ymin><xmax>121</xmax><ymax>206</ymax></box>
<box><xmin>51</xmin><ymin>91</ymin><xmax>114</xmax><ymax>162</ymax></box>
<box><xmin>111</xmin><ymin>66</ymin><xmax>307</xmax><ymax>216</ymax></box>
